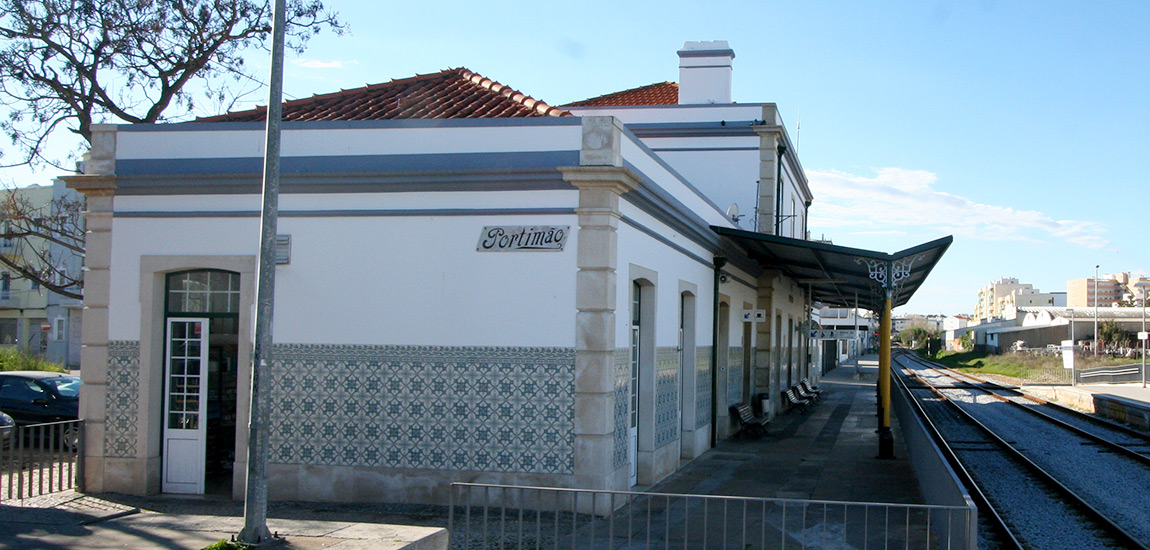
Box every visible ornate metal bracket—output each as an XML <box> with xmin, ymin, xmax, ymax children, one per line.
<box><xmin>855</xmin><ymin>254</ymin><xmax>926</xmax><ymax>303</ymax></box>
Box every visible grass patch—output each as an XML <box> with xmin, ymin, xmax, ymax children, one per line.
<box><xmin>202</xmin><ymin>540</ymin><xmax>252</xmax><ymax>550</ymax></box>
<box><xmin>926</xmin><ymin>348</ymin><xmax>1135</xmax><ymax>382</ymax></box>
<box><xmin>0</xmin><ymin>348</ymin><xmax>65</xmax><ymax>372</ymax></box>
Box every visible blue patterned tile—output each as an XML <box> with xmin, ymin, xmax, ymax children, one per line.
<box><xmin>105</xmin><ymin>341</ymin><xmax>140</xmax><ymax>458</ymax></box>
<box><xmin>266</xmin><ymin>344</ymin><xmax>575</xmax><ymax>474</ymax></box>
<box><xmin>726</xmin><ymin>346</ymin><xmax>743</xmax><ymax>407</ymax></box>
<box><xmin>696</xmin><ymin>347</ymin><xmax>712</xmax><ymax>429</ymax></box>
<box><xmin>612</xmin><ymin>348</ymin><xmax>629</xmax><ymax>470</ymax></box>
<box><xmin>654</xmin><ymin>347</ymin><xmax>679</xmax><ymax>449</ymax></box>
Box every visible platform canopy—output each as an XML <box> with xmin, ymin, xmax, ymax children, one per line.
<box><xmin>712</xmin><ymin>227</ymin><xmax>953</xmax><ymax>312</ymax></box>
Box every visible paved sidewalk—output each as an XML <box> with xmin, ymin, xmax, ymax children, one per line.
<box><xmin>651</xmin><ymin>356</ymin><xmax>924</xmax><ymax>505</ymax></box>
<box><xmin>0</xmin><ymin>491</ymin><xmax>447</xmax><ymax>550</ymax></box>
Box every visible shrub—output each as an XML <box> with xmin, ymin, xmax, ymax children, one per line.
<box><xmin>0</xmin><ymin>348</ymin><xmax>66</xmax><ymax>372</ymax></box>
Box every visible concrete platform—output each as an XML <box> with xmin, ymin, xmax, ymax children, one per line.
<box><xmin>1025</xmin><ymin>381</ymin><xmax>1150</xmax><ymax>430</ymax></box>
<box><xmin>649</xmin><ymin>356</ymin><xmax>925</xmax><ymax>505</ymax></box>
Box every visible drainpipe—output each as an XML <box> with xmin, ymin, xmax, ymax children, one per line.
<box><xmin>711</xmin><ymin>256</ymin><xmax>727</xmax><ymax>448</ymax></box>
<box><xmin>773</xmin><ymin>144</ymin><xmax>787</xmax><ymax>235</ymax></box>
<box><xmin>803</xmin><ymin>199</ymin><xmax>811</xmax><ymax>240</ymax></box>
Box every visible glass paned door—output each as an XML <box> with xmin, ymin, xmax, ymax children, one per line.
<box><xmin>163</xmin><ymin>318</ymin><xmax>209</xmax><ymax>494</ymax></box>
<box><xmin>629</xmin><ymin>282</ymin><xmax>641</xmax><ymax>486</ymax></box>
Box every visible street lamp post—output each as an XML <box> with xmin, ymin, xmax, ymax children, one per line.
<box><xmin>1137</xmin><ymin>282</ymin><xmax>1149</xmax><ymax>389</ymax></box>
<box><xmin>1094</xmin><ymin>265</ymin><xmax>1100</xmax><ymax>357</ymax></box>
<box><xmin>1065</xmin><ymin>308</ymin><xmax>1076</xmax><ymax>386</ymax></box>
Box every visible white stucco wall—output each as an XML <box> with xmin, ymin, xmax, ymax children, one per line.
<box><xmin>107</xmin><ymin>190</ymin><xmax>580</xmax><ymax>348</ymax></box>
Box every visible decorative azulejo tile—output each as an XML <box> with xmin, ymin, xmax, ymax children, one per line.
<box><xmin>654</xmin><ymin>347</ymin><xmax>679</xmax><ymax>450</ymax></box>
<box><xmin>695</xmin><ymin>347</ymin><xmax>712</xmax><ymax>429</ymax></box>
<box><xmin>267</xmin><ymin>344</ymin><xmax>575</xmax><ymax>475</ymax></box>
<box><xmin>612</xmin><ymin>347</ymin><xmax>629</xmax><ymax>470</ymax></box>
<box><xmin>105</xmin><ymin>341</ymin><xmax>140</xmax><ymax>458</ymax></box>
<box><xmin>726</xmin><ymin>346</ymin><xmax>743</xmax><ymax>407</ymax></box>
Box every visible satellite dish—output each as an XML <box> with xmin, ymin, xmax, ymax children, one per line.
<box><xmin>726</xmin><ymin>203</ymin><xmax>742</xmax><ymax>222</ymax></box>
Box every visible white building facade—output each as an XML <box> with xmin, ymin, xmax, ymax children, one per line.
<box><xmin>70</xmin><ymin>43</ymin><xmax>821</xmax><ymax>503</ymax></box>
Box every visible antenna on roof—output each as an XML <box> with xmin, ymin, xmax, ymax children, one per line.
<box><xmin>795</xmin><ymin>107</ymin><xmax>801</xmax><ymax>152</ymax></box>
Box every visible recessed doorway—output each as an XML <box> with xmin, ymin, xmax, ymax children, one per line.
<box><xmin>162</xmin><ymin>270</ymin><xmax>239</xmax><ymax>496</ymax></box>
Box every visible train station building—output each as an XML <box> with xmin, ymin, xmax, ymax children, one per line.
<box><xmin>67</xmin><ymin>41</ymin><xmax>948</xmax><ymax>503</ymax></box>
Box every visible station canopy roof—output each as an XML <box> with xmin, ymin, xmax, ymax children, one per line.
<box><xmin>712</xmin><ymin>227</ymin><xmax>953</xmax><ymax>312</ymax></box>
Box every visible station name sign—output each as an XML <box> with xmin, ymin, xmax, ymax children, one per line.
<box><xmin>477</xmin><ymin>225</ymin><xmax>570</xmax><ymax>252</ymax></box>
<box><xmin>811</xmin><ymin>329</ymin><xmax>864</xmax><ymax>340</ymax></box>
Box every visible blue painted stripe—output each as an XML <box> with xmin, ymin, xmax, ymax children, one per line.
<box><xmin>651</xmin><ymin>147</ymin><xmax>758</xmax><ymax>152</ymax></box>
<box><xmin>115</xmin><ymin>207</ymin><xmax>577</xmax><ymax>219</ymax></box>
<box><xmin>116</xmin><ymin>151</ymin><xmax>581</xmax><ymax>177</ymax></box>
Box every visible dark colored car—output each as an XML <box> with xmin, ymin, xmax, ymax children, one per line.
<box><xmin>0</xmin><ymin>371</ymin><xmax>81</xmax><ymax>426</ymax></box>
<box><xmin>0</xmin><ymin>411</ymin><xmax>12</xmax><ymax>447</ymax></box>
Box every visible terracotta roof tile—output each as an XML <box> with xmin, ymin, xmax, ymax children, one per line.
<box><xmin>198</xmin><ymin>68</ymin><xmax>570</xmax><ymax>122</ymax></box>
<box><xmin>563</xmin><ymin>82</ymin><xmax>679</xmax><ymax>107</ymax></box>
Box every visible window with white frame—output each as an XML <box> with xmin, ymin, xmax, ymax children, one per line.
<box><xmin>53</xmin><ymin>317</ymin><xmax>65</xmax><ymax>341</ymax></box>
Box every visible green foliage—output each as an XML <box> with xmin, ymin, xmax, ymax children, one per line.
<box><xmin>899</xmin><ymin>327</ymin><xmax>932</xmax><ymax>349</ymax></box>
<box><xmin>958</xmin><ymin>331</ymin><xmax>974</xmax><ymax>352</ymax></box>
<box><xmin>0</xmin><ymin>348</ymin><xmax>65</xmax><ymax>372</ymax></box>
<box><xmin>1098</xmin><ymin>320</ymin><xmax>1134</xmax><ymax>348</ymax></box>
<box><xmin>932</xmin><ymin>349</ymin><xmax>989</xmax><ymax>369</ymax></box>
<box><xmin>932</xmin><ymin>348</ymin><xmax>1131</xmax><ymax>381</ymax></box>
<box><xmin>202</xmin><ymin>541</ymin><xmax>251</xmax><ymax>550</ymax></box>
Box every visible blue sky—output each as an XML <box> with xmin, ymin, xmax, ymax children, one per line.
<box><xmin>8</xmin><ymin>1</ymin><xmax>1147</xmax><ymax>315</ymax></box>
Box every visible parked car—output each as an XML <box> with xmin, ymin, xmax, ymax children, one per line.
<box><xmin>0</xmin><ymin>411</ymin><xmax>12</xmax><ymax>447</ymax></box>
<box><xmin>0</xmin><ymin>371</ymin><xmax>81</xmax><ymax>426</ymax></box>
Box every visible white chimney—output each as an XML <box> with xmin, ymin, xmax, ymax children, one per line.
<box><xmin>677</xmin><ymin>41</ymin><xmax>735</xmax><ymax>104</ymax></box>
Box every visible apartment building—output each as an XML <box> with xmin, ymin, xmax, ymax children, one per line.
<box><xmin>1067</xmin><ymin>272</ymin><xmax>1147</xmax><ymax>307</ymax></box>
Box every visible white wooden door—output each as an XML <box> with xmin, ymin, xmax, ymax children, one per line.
<box><xmin>163</xmin><ymin>318</ymin><xmax>209</xmax><ymax>494</ymax></box>
<box><xmin>629</xmin><ymin>323</ymin><xmax>639</xmax><ymax>486</ymax></box>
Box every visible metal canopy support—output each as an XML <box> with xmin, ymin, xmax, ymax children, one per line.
<box><xmin>856</xmin><ymin>255</ymin><xmax>925</xmax><ymax>459</ymax></box>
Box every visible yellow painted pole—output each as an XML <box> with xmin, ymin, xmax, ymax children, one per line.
<box><xmin>878</xmin><ymin>294</ymin><xmax>894</xmax><ymax>458</ymax></box>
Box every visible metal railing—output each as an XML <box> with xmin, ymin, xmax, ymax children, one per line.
<box><xmin>449</xmin><ymin>483</ymin><xmax>974</xmax><ymax>550</ymax></box>
<box><xmin>1</xmin><ymin>419</ymin><xmax>84</xmax><ymax>502</ymax></box>
<box><xmin>1076</xmin><ymin>364</ymin><xmax>1143</xmax><ymax>385</ymax></box>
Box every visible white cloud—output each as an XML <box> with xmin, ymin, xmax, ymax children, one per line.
<box><xmin>806</xmin><ymin>168</ymin><xmax>1109</xmax><ymax>249</ymax></box>
<box><xmin>291</xmin><ymin>58</ymin><xmax>350</xmax><ymax>69</ymax></box>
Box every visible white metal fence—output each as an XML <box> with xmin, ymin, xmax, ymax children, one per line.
<box><xmin>449</xmin><ymin>483</ymin><xmax>974</xmax><ymax>550</ymax></box>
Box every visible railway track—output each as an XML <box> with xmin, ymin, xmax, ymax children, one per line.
<box><xmin>918</xmin><ymin>362</ymin><xmax>1150</xmax><ymax>462</ymax></box>
<box><xmin>893</xmin><ymin>351</ymin><xmax>1150</xmax><ymax>550</ymax></box>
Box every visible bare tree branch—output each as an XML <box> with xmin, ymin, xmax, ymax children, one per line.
<box><xmin>0</xmin><ymin>0</ymin><xmax>345</xmax><ymax>166</ymax></box>
<box><xmin>0</xmin><ymin>187</ymin><xmax>84</xmax><ymax>299</ymax></box>
<box><xmin>0</xmin><ymin>0</ymin><xmax>343</xmax><ymax>299</ymax></box>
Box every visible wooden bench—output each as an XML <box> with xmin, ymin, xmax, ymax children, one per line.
<box><xmin>801</xmin><ymin>379</ymin><xmax>822</xmax><ymax>397</ymax></box>
<box><xmin>782</xmin><ymin>388</ymin><xmax>811</xmax><ymax>414</ymax></box>
<box><xmin>730</xmin><ymin>403</ymin><xmax>769</xmax><ymax>438</ymax></box>
<box><xmin>795</xmin><ymin>382</ymin><xmax>820</xmax><ymax>402</ymax></box>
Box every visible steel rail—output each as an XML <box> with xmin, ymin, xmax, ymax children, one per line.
<box><xmin>935</xmin><ymin>362</ymin><xmax>1150</xmax><ymax>443</ymax></box>
<box><xmin>896</xmin><ymin>353</ymin><xmax>1150</xmax><ymax>550</ymax></box>
<box><xmin>890</xmin><ymin>360</ymin><xmax>1024</xmax><ymax>550</ymax></box>
<box><xmin>905</xmin><ymin>355</ymin><xmax>1150</xmax><ymax>465</ymax></box>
